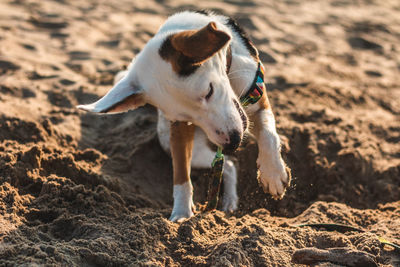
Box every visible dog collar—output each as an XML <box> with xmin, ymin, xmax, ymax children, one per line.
<box><xmin>239</xmin><ymin>62</ymin><xmax>265</xmax><ymax>107</ymax></box>
<box><xmin>225</xmin><ymin>46</ymin><xmax>265</xmax><ymax>107</ymax></box>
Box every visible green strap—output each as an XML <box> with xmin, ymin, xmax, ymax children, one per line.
<box><xmin>213</xmin><ymin>147</ymin><xmax>223</xmax><ymax>166</ymax></box>
<box><xmin>205</xmin><ymin>147</ymin><xmax>224</xmax><ymax>211</ymax></box>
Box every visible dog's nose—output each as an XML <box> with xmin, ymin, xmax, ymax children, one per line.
<box><xmin>223</xmin><ymin>130</ymin><xmax>241</xmax><ymax>153</ymax></box>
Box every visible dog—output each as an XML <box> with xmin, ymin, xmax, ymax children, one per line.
<box><xmin>78</xmin><ymin>11</ymin><xmax>291</xmax><ymax>222</ymax></box>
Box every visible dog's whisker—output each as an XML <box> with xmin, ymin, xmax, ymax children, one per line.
<box><xmin>228</xmin><ymin>69</ymin><xmax>254</xmax><ymax>77</ymax></box>
<box><xmin>238</xmin><ymin>85</ymin><xmax>249</xmax><ymax>98</ymax></box>
<box><xmin>228</xmin><ymin>69</ymin><xmax>253</xmax><ymax>75</ymax></box>
<box><xmin>228</xmin><ymin>72</ymin><xmax>252</xmax><ymax>79</ymax></box>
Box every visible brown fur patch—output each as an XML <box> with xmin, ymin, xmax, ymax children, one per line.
<box><xmin>258</xmin><ymin>90</ymin><xmax>270</xmax><ymax>110</ymax></box>
<box><xmin>170</xmin><ymin>121</ymin><xmax>195</xmax><ymax>185</ymax></box>
<box><xmin>159</xmin><ymin>37</ymin><xmax>199</xmax><ymax>76</ymax></box>
<box><xmin>248</xmin><ymin>87</ymin><xmax>271</xmax><ymax>136</ymax></box>
<box><xmin>103</xmin><ymin>94</ymin><xmax>145</xmax><ymax>113</ymax></box>
<box><xmin>159</xmin><ymin>22</ymin><xmax>230</xmax><ymax>76</ymax></box>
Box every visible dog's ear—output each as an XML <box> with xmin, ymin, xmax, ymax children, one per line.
<box><xmin>170</xmin><ymin>22</ymin><xmax>231</xmax><ymax>63</ymax></box>
<box><xmin>77</xmin><ymin>76</ymin><xmax>145</xmax><ymax>114</ymax></box>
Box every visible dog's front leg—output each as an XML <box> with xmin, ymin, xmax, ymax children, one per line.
<box><xmin>250</xmin><ymin>101</ymin><xmax>291</xmax><ymax>199</ymax></box>
<box><xmin>169</xmin><ymin>121</ymin><xmax>195</xmax><ymax>222</ymax></box>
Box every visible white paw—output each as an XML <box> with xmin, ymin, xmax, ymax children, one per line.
<box><xmin>169</xmin><ymin>208</ymin><xmax>194</xmax><ymax>223</ymax></box>
<box><xmin>257</xmin><ymin>156</ymin><xmax>291</xmax><ymax>199</ymax></box>
<box><xmin>222</xmin><ymin>192</ymin><xmax>238</xmax><ymax>212</ymax></box>
<box><xmin>169</xmin><ymin>182</ymin><xmax>194</xmax><ymax>222</ymax></box>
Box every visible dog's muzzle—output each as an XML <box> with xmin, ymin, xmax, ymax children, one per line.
<box><xmin>223</xmin><ymin>130</ymin><xmax>241</xmax><ymax>153</ymax></box>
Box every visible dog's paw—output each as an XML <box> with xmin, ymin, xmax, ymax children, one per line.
<box><xmin>222</xmin><ymin>192</ymin><xmax>238</xmax><ymax>213</ymax></box>
<box><xmin>257</xmin><ymin>157</ymin><xmax>291</xmax><ymax>199</ymax></box>
<box><xmin>170</xmin><ymin>182</ymin><xmax>195</xmax><ymax>222</ymax></box>
<box><xmin>169</xmin><ymin>209</ymin><xmax>194</xmax><ymax>223</ymax></box>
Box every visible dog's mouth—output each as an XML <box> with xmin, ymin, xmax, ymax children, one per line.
<box><xmin>197</xmin><ymin>99</ymin><xmax>247</xmax><ymax>153</ymax></box>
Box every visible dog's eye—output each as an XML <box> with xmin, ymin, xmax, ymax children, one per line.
<box><xmin>205</xmin><ymin>83</ymin><xmax>214</xmax><ymax>101</ymax></box>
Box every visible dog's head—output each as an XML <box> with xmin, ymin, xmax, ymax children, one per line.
<box><xmin>78</xmin><ymin>21</ymin><xmax>247</xmax><ymax>151</ymax></box>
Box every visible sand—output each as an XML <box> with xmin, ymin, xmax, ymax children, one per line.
<box><xmin>0</xmin><ymin>0</ymin><xmax>399</xmax><ymax>266</ymax></box>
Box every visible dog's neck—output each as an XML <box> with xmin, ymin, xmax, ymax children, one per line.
<box><xmin>222</xmin><ymin>24</ymin><xmax>259</xmax><ymax>101</ymax></box>
<box><xmin>225</xmin><ymin>43</ymin><xmax>264</xmax><ymax>108</ymax></box>
<box><xmin>226</xmin><ymin>45</ymin><xmax>264</xmax><ymax>108</ymax></box>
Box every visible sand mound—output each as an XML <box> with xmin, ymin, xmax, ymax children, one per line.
<box><xmin>0</xmin><ymin>0</ymin><xmax>399</xmax><ymax>266</ymax></box>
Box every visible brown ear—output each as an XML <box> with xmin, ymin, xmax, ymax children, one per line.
<box><xmin>170</xmin><ymin>22</ymin><xmax>231</xmax><ymax>64</ymax></box>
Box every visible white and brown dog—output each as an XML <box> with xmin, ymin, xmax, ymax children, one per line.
<box><xmin>78</xmin><ymin>11</ymin><xmax>291</xmax><ymax>222</ymax></box>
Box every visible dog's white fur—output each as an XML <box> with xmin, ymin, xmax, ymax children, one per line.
<box><xmin>78</xmin><ymin>11</ymin><xmax>289</xmax><ymax>222</ymax></box>
<box><xmin>170</xmin><ymin>181</ymin><xmax>194</xmax><ymax>222</ymax></box>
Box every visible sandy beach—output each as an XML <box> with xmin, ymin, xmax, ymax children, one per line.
<box><xmin>0</xmin><ymin>0</ymin><xmax>399</xmax><ymax>266</ymax></box>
